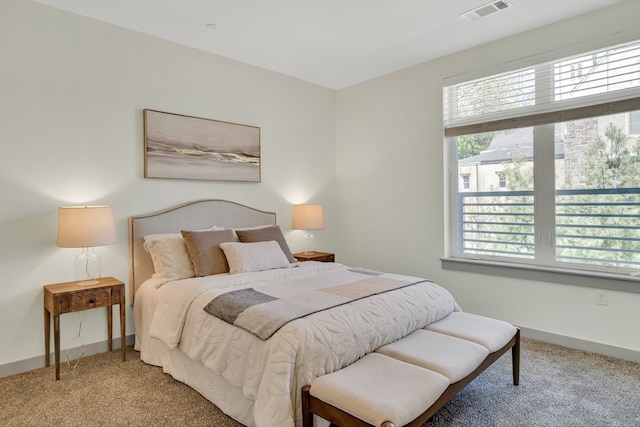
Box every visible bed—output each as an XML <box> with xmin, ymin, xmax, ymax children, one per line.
<box><xmin>129</xmin><ymin>200</ymin><xmax>464</xmax><ymax>427</ymax></box>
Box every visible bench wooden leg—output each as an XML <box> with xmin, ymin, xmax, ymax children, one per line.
<box><xmin>512</xmin><ymin>328</ymin><xmax>521</xmax><ymax>386</ymax></box>
<box><xmin>302</xmin><ymin>385</ymin><xmax>313</xmax><ymax>427</ymax></box>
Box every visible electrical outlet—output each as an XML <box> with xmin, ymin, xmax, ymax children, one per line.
<box><xmin>596</xmin><ymin>290</ymin><xmax>608</xmax><ymax>306</ymax></box>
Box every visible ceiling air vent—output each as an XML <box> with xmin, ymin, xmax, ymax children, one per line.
<box><xmin>460</xmin><ymin>1</ymin><xmax>513</xmax><ymax>21</ymax></box>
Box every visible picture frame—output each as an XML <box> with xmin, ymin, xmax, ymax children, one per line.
<box><xmin>144</xmin><ymin>109</ymin><xmax>261</xmax><ymax>182</ymax></box>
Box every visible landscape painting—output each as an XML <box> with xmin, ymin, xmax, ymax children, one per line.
<box><xmin>144</xmin><ymin>109</ymin><xmax>260</xmax><ymax>182</ymax></box>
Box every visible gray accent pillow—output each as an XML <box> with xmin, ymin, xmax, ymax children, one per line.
<box><xmin>235</xmin><ymin>225</ymin><xmax>297</xmax><ymax>263</ymax></box>
<box><xmin>181</xmin><ymin>228</ymin><xmax>235</xmax><ymax>276</ymax></box>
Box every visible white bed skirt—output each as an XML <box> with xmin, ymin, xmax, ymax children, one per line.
<box><xmin>137</xmin><ymin>334</ymin><xmax>257</xmax><ymax>425</ymax></box>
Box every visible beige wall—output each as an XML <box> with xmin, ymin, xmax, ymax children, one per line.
<box><xmin>0</xmin><ymin>0</ymin><xmax>337</xmax><ymax>368</ymax></box>
<box><xmin>336</xmin><ymin>2</ymin><xmax>640</xmax><ymax>358</ymax></box>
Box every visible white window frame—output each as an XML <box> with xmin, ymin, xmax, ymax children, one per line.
<box><xmin>443</xmin><ymin>40</ymin><xmax>640</xmax><ymax>291</ymax></box>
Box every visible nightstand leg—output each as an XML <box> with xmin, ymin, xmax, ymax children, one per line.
<box><xmin>53</xmin><ymin>314</ymin><xmax>60</xmax><ymax>380</ymax></box>
<box><xmin>44</xmin><ymin>308</ymin><xmax>50</xmax><ymax>367</ymax></box>
<box><xmin>107</xmin><ymin>305</ymin><xmax>113</xmax><ymax>352</ymax></box>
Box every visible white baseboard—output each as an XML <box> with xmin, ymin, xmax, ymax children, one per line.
<box><xmin>0</xmin><ymin>334</ymin><xmax>135</xmax><ymax>378</ymax></box>
<box><xmin>519</xmin><ymin>327</ymin><xmax>640</xmax><ymax>363</ymax></box>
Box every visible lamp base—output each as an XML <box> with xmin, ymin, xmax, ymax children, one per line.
<box><xmin>303</xmin><ymin>231</ymin><xmax>316</xmax><ymax>254</ymax></box>
<box><xmin>74</xmin><ymin>247</ymin><xmax>101</xmax><ymax>284</ymax></box>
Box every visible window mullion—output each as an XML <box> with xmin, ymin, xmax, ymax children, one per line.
<box><xmin>533</xmin><ymin>124</ymin><xmax>557</xmax><ymax>264</ymax></box>
<box><xmin>533</xmin><ymin>61</ymin><xmax>557</xmax><ymax>265</ymax></box>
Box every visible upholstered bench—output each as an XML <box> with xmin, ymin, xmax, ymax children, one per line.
<box><xmin>302</xmin><ymin>312</ymin><xmax>520</xmax><ymax>427</ymax></box>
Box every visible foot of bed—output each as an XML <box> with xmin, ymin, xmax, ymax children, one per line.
<box><xmin>512</xmin><ymin>328</ymin><xmax>521</xmax><ymax>386</ymax></box>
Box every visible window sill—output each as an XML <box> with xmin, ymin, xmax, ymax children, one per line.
<box><xmin>440</xmin><ymin>257</ymin><xmax>640</xmax><ymax>294</ymax></box>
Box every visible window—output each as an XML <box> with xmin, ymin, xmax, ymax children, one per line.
<box><xmin>461</xmin><ymin>174</ymin><xmax>470</xmax><ymax>190</ymax></box>
<box><xmin>630</xmin><ymin>111</ymin><xmax>640</xmax><ymax>135</ymax></box>
<box><xmin>497</xmin><ymin>172</ymin><xmax>506</xmax><ymax>189</ymax></box>
<box><xmin>570</xmin><ymin>63</ymin><xmax>583</xmax><ymax>80</ymax></box>
<box><xmin>444</xmin><ymin>40</ymin><xmax>640</xmax><ymax>276</ymax></box>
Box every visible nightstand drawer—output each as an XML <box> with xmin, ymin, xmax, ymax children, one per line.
<box><xmin>59</xmin><ymin>289</ymin><xmax>113</xmax><ymax>313</ymax></box>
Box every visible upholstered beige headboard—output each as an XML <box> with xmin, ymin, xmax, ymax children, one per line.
<box><xmin>128</xmin><ymin>199</ymin><xmax>276</xmax><ymax>304</ymax></box>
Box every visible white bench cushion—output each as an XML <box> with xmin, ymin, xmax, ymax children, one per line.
<box><xmin>376</xmin><ymin>329</ymin><xmax>489</xmax><ymax>383</ymax></box>
<box><xmin>310</xmin><ymin>353</ymin><xmax>449</xmax><ymax>427</ymax></box>
<box><xmin>425</xmin><ymin>312</ymin><xmax>517</xmax><ymax>352</ymax></box>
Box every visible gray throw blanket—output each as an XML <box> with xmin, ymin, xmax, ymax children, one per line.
<box><xmin>204</xmin><ymin>268</ymin><xmax>427</xmax><ymax>339</ymax></box>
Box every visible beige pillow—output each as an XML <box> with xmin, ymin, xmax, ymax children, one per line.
<box><xmin>232</xmin><ymin>224</ymin><xmax>272</xmax><ymax>241</ymax></box>
<box><xmin>219</xmin><ymin>241</ymin><xmax>291</xmax><ymax>274</ymax></box>
<box><xmin>235</xmin><ymin>225</ymin><xmax>296</xmax><ymax>263</ymax></box>
<box><xmin>181</xmin><ymin>228</ymin><xmax>235</xmax><ymax>276</ymax></box>
<box><xmin>143</xmin><ymin>232</ymin><xmax>195</xmax><ymax>281</ymax></box>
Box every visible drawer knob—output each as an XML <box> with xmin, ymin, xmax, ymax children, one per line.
<box><xmin>89</xmin><ymin>299</ymin><xmax>95</xmax><ymax>304</ymax></box>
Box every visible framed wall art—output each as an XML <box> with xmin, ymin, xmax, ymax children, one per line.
<box><xmin>144</xmin><ymin>109</ymin><xmax>261</xmax><ymax>182</ymax></box>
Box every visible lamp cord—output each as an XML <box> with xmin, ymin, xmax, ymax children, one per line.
<box><xmin>65</xmin><ymin>315</ymin><xmax>85</xmax><ymax>369</ymax></box>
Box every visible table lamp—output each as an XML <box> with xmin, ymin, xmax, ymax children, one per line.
<box><xmin>292</xmin><ymin>204</ymin><xmax>325</xmax><ymax>254</ymax></box>
<box><xmin>57</xmin><ymin>205</ymin><xmax>116</xmax><ymax>285</ymax></box>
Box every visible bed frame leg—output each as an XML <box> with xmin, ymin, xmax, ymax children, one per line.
<box><xmin>512</xmin><ymin>328</ymin><xmax>521</xmax><ymax>386</ymax></box>
<box><xmin>302</xmin><ymin>385</ymin><xmax>313</xmax><ymax>427</ymax></box>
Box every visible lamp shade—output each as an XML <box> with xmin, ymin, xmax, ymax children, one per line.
<box><xmin>292</xmin><ymin>204</ymin><xmax>325</xmax><ymax>230</ymax></box>
<box><xmin>57</xmin><ymin>206</ymin><xmax>116</xmax><ymax>248</ymax></box>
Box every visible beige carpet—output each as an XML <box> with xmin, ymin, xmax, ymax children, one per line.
<box><xmin>1</xmin><ymin>338</ymin><xmax>638</xmax><ymax>426</ymax></box>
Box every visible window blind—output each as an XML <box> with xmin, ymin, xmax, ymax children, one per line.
<box><xmin>444</xmin><ymin>40</ymin><xmax>640</xmax><ymax>137</ymax></box>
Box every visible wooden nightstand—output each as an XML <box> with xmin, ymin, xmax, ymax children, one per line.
<box><xmin>44</xmin><ymin>277</ymin><xmax>125</xmax><ymax>380</ymax></box>
<box><xmin>293</xmin><ymin>251</ymin><xmax>335</xmax><ymax>263</ymax></box>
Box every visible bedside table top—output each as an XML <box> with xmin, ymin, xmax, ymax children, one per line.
<box><xmin>293</xmin><ymin>251</ymin><xmax>335</xmax><ymax>262</ymax></box>
<box><xmin>294</xmin><ymin>251</ymin><xmax>333</xmax><ymax>257</ymax></box>
<box><xmin>44</xmin><ymin>277</ymin><xmax>123</xmax><ymax>295</ymax></box>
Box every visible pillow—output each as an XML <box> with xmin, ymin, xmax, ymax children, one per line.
<box><xmin>219</xmin><ymin>241</ymin><xmax>291</xmax><ymax>274</ymax></box>
<box><xmin>232</xmin><ymin>224</ymin><xmax>272</xmax><ymax>241</ymax></box>
<box><xmin>143</xmin><ymin>233</ymin><xmax>195</xmax><ymax>281</ymax></box>
<box><xmin>181</xmin><ymin>228</ymin><xmax>235</xmax><ymax>276</ymax></box>
<box><xmin>235</xmin><ymin>225</ymin><xmax>297</xmax><ymax>263</ymax></box>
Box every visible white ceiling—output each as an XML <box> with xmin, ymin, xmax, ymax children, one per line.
<box><xmin>35</xmin><ymin>0</ymin><xmax>624</xmax><ymax>89</ymax></box>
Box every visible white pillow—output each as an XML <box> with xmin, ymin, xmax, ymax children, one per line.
<box><xmin>143</xmin><ymin>233</ymin><xmax>194</xmax><ymax>281</ymax></box>
<box><xmin>219</xmin><ymin>241</ymin><xmax>291</xmax><ymax>274</ymax></box>
<box><xmin>142</xmin><ymin>227</ymin><xmax>222</xmax><ymax>280</ymax></box>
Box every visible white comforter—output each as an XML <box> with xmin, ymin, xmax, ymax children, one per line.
<box><xmin>135</xmin><ymin>262</ymin><xmax>459</xmax><ymax>427</ymax></box>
